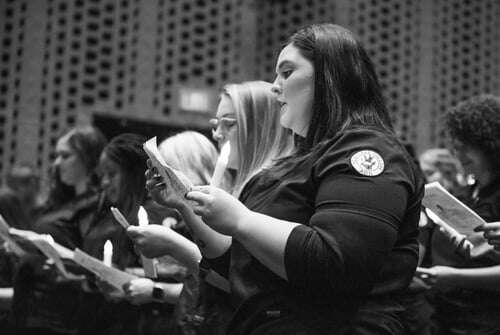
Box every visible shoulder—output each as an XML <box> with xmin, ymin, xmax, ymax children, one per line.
<box><xmin>314</xmin><ymin>127</ymin><xmax>422</xmax><ymax>187</ymax></box>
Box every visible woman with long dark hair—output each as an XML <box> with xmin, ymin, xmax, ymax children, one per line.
<box><xmin>36</xmin><ymin>126</ymin><xmax>107</xmax><ymax>248</ymax></box>
<box><xmin>170</xmin><ymin>24</ymin><xmax>424</xmax><ymax>334</ymax></box>
<box><xmin>10</xmin><ymin>126</ymin><xmax>107</xmax><ymax>334</ymax></box>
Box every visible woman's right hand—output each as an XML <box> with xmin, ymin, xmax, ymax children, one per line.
<box><xmin>145</xmin><ymin>160</ymin><xmax>181</xmax><ymax>209</ymax></box>
<box><xmin>145</xmin><ymin>160</ymin><xmax>192</xmax><ymax>210</ymax></box>
<box><xmin>127</xmin><ymin>224</ymin><xmax>176</xmax><ymax>258</ymax></box>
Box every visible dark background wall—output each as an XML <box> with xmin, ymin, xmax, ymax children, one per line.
<box><xmin>1</xmin><ymin>0</ymin><xmax>499</xmax><ymax>185</ymax></box>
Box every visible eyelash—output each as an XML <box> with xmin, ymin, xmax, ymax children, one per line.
<box><xmin>282</xmin><ymin>70</ymin><xmax>292</xmax><ymax>78</ymax></box>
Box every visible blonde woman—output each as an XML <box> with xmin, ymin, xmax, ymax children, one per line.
<box><xmin>213</xmin><ymin>81</ymin><xmax>292</xmax><ymax>196</ymax></box>
<box><xmin>129</xmin><ymin>81</ymin><xmax>292</xmax><ymax>334</ymax></box>
<box><xmin>133</xmin><ymin>81</ymin><xmax>292</xmax><ymax>260</ymax></box>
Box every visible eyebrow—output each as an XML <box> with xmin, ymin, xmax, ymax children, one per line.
<box><xmin>217</xmin><ymin>113</ymin><xmax>236</xmax><ymax>119</ymax></box>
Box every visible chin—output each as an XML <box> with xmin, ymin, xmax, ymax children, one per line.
<box><xmin>279</xmin><ymin>115</ymin><xmax>292</xmax><ymax>130</ymax></box>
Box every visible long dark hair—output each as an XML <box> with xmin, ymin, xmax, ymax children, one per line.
<box><xmin>270</xmin><ymin>24</ymin><xmax>393</xmax><ymax>178</ymax></box>
<box><xmin>101</xmin><ymin>133</ymin><xmax>148</xmax><ymax>217</ymax></box>
<box><xmin>47</xmin><ymin>126</ymin><xmax>107</xmax><ymax>209</ymax></box>
<box><xmin>291</xmin><ymin>23</ymin><xmax>392</xmax><ymax>151</ymax></box>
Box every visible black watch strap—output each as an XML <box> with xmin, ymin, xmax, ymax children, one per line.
<box><xmin>152</xmin><ymin>284</ymin><xmax>164</xmax><ymax>301</ymax></box>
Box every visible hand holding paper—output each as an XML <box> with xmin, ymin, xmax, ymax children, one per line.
<box><xmin>475</xmin><ymin>221</ymin><xmax>500</xmax><ymax>250</ymax></box>
<box><xmin>143</xmin><ymin>137</ymin><xmax>193</xmax><ymax>209</ymax></box>
<box><xmin>423</xmin><ymin>182</ymin><xmax>485</xmax><ymax>236</ymax></box>
<box><xmin>73</xmin><ymin>248</ymin><xmax>137</xmax><ymax>292</ymax></box>
<box><xmin>423</xmin><ymin>182</ymin><xmax>498</xmax><ymax>257</ymax></box>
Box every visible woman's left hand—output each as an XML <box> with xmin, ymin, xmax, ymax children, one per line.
<box><xmin>122</xmin><ymin>278</ymin><xmax>155</xmax><ymax>305</ymax></box>
<box><xmin>186</xmin><ymin>185</ymin><xmax>251</xmax><ymax>236</ymax></box>
<box><xmin>415</xmin><ymin>266</ymin><xmax>459</xmax><ymax>290</ymax></box>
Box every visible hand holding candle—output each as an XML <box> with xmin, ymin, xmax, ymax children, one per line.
<box><xmin>138</xmin><ymin>206</ymin><xmax>158</xmax><ymax>278</ymax></box>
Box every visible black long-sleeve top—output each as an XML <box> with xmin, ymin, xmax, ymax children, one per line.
<box><xmin>207</xmin><ymin>127</ymin><xmax>424</xmax><ymax>333</ymax></box>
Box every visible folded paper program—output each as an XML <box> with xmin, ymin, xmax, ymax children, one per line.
<box><xmin>8</xmin><ymin>228</ymin><xmax>74</xmax><ymax>259</ymax></box>
<box><xmin>423</xmin><ymin>182</ymin><xmax>485</xmax><ymax>237</ymax></box>
<box><xmin>73</xmin><ymin>248</ymin><xmax>137</xmax><ymax>292</ymax></box>
<box><xmin>143</xmin><ymin>137</ymin><xmax>193</xmax><ymax>202</ymax></box>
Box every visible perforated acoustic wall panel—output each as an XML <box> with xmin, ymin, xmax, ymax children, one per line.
<box><xmin>153</xmin><ymin>0</ymin><xmax>247</xmax><ymax>119</ymax></box>
<box><xmin>1</xmin><ymin>0</ymin><xmax>500</xmax><ymax>182</ymax></box>
<box><xmin>0</xmin><ymin>0</ymin><xmax>27</xmax><ymax>175</ymax></box>
<box><xmin>429</xmin><ymin>0</ymin><xmax>500</xmax><ymax>147</ymax></box>
<box><xmin>350</xmin><ymin>0</ymin><xmax>422</xmax><ymax>146</ymax></box>
<box><xmin>0</xmin><ymin>0</ymin><xmax>249</xmax><ymax>183</ymax></box>
<box><xmin>253</xmin><ymin>0</ymin><xmax>336</xmax><ymax>82</ymax></box>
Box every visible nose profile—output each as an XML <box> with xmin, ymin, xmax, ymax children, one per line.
<box><xmin>212</xmin><ymin>127</ymin><xmax>225</xmax><ymax>144</ymax></box>
<box><xmin>271</xmin><ymin>78</ymin><xmax>282</xmax><ymax>95</ymax></box>
<box><xmin>53</xmin><ymin>156</ymin><xmax>61</xmax><ymax>168</ymax></box>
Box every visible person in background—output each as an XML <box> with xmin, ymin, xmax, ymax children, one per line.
<box><xmin>35</xmin><ymin>126</ymin><xmax>107</xmax><ymax>248</ymax></box>
<box><xmin>418</xmin><ymin>148</ymin><xmax>470</xmax><ymax>257</ymax></box>
<box><xmin>0</xmin><ymin>187</ymin><xmax>33</xmax><ymax>335</ymax></box>
<box><xmin>126</xmin><ymin>131</ymin><xmax>226</xmax><ymax>335</ymax></box>
<box><xmin>5</xmin><ymin>163</ymin><xmax>43</xmax><ymax>220</ymax></box>
<box><xmin>148</xmin><ymin>23</ymin><xmax>424</xmax><ymax>334</ymax></box>
<box><xmin>9</xmin><ymin>126</ymin><xmax>107</xmax><ymax>335</ymax></box>
<box><xmin>131</xmin><ymin>81</ymin><xmax>292</xmax><ymax>334</ymax></box>
<box><xmin>400</xmin><ymin>147</ymin><xmax>466</xmax><ymax>335</ymax></box>
<box><xmin>419</xmin><ymin>148</ymin><xmax>467</xmax><ymax>198</ymax></box>
<box><xmin>417</xmin><ymin>94</ymin><xmax>500</xmax><ymax>334</ymax></box>
<box><xmin>79</xmin><ymin>133</ymin><xmax>180</xmax><ymax>335</ymax></box>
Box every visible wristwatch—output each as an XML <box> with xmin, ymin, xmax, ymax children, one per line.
<box><xmin>152</xmin><ymin>283</ymin><xmax>164</xmax><ymax>302</ymax></box>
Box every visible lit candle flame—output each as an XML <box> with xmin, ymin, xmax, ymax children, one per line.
<box><xmin>103</xmin><ymin>240</ymin><xmax>113</xmax><ymax>267</ymax></box>
<box><xmin>219</xmin><ymin>142</ymin><xmax>230</xmax><ymax>164</ymax></box>
<box><xmin>138</xmin><ymin>206</ymin><xmax>148</xmax><ymax>227</ymax></box>
<box><xmin>211</xmin><ymin>142</ymin><xmax>230</xmax><ymax>187</ymax></box>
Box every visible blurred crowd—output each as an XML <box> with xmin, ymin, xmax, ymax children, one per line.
<box><xmin>1</xmin><ymin>23</ymin><xmax>500</xmax><ymax>335</ymax></box>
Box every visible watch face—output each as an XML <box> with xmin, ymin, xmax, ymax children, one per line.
<box><xmin>152</xmin><ymin>285</ymin><xmax>164</xmax><ymax>300</ymax></box>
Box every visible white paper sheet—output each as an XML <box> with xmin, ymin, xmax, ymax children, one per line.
<box><xmin>423</xmin><ymin>182</ymin><xmax>485</xmax><ymax>236</ymax></box>
<box><xmin>73</xmin><ymin>248</ymin><xmax>137</xmax><ymax>291</ymax></box>
<box><xmin>143</xmin><ymin>137</ymin><xmax>193</xmax><ymax>204</ymax></box>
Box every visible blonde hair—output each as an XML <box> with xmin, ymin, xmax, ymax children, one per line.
<box><xmin>159</xmin><ymin>131</ymin><xmax>218</xmax><ymax>186</ymax></box>
<box><xmin>223</xmin><ymin>81</ymin><xmax>293</xmax><ymax>196</ymax></box>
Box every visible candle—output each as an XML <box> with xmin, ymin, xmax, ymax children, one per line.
<box><xmin>103</xmin><ymin>240</ymin><xmax>113</xmax><ymax>267</ymax></box>
<box><xmin>211</xmin><ymin>142</ymin><xmax>230</xmax><ymax>188</ymax></box>
<box><xmin>137</xmin><ymin>206</ymin><xmax>158</xmax><ymax>278</ymax></box>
